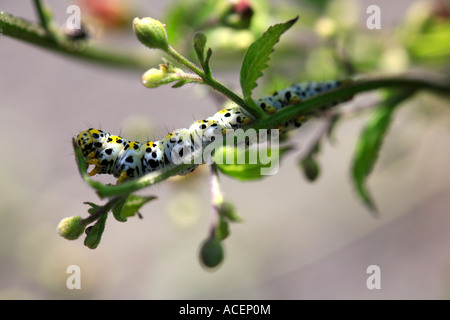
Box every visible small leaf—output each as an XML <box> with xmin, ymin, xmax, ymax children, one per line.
<box><xmin>218</xmin><ymin>201</ymin><xmax>242</xmax><ymax>222</ymax></box>
<box><xmin>215</xmin><ymin>216</ymin><xmax>230</xmax><ymax>240</ymax></box>
<box><xmin>112</xmin><ymin>194</ymin><xmax>156</xmax><ymax>222</ymax></box>
<box><xmin>200</xmin><ymin>236</ymin><xmax>224</xmax><ymax>269</ymax></box>
<box><xmin>351</xmin><ymin>90</ymin><xmax>415</xmax><ymax>214</ymax></box>
<box><xmin>172</xmin><ymin>80</ymin><xmax>187</xmax><ymax>88</ymax></box>
<box><xmin>73</xmin><ymin>138</ymin><xmax>88</xmax><ymax>178</ymax></box>
<box><xmin>84</xmin><ymin>212</ymin><xmax>107</xmax><ymax>249</ymax></box>
<box><xmin>240</xmin><ymin>17</ymin><xmax>298</xmax><ymax>105</ymax></box>
<box><xmin>122</xmin><ymin>195</ymin><xmax>156</xmax><ymax>218</ymax></box>
<box><xmin>193</xmin><ymin>32</ymin><xmax>213</xmax><ymax>77</ymax></box>
<box><xmin>204</xmin><ymin>48</ymin><xmax>213</xmax><ymax>77</ymax></box>
<box><xmin>84</xmin><ymin>201</ymin><xmax>101</xmax><ymax>215</ymax></box>
<box><xmin>193</xmin><ymin>32</ymin><xmax>207</xmax><ymax>65</ymax></box>
<box><xmin>111</xmin><ymin>197</ymin><xmax>128</xmax><ymax>222</ymax></box>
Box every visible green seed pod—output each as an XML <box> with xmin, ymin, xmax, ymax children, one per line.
<box><xmin>57</xmin><ymin>216</ymin><xmax>85</xmax><ymax>240</ymax></box>
<box><xmin>300</xmin><ymin>156</ymin><xmax>320</xmax><ymax>182</ymax></box>
<box><xmin>133</xmin><ymin>17</ymin><xmax>169</xmax><ymax>51</ymax></box>
<box><xmin>200</xmin><ymin>236</ymin><xmax>224</xmax><ymax>269</ymax></box>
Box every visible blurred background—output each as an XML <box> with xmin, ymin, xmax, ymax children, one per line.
<box><xmin>1</xmin><ymin>0</ymin><xmax>450</xmax><ymax>299</ymax></box>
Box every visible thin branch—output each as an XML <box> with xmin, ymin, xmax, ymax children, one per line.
<box><xmin>0</xmin><ymin>12</ymin><xmax>154</xmax><ymax>69</ymax></box>
<box><xmin>33</xmin><ymin>0</ymin><xmax>51</xmax><ymax>33</ymax></box>
<box><xmin>81</xmin><ymin>196</ymin><xmax>124</xmax><ymax>226</ymax></box>
<box><xmin>209</xmin><ymin>164</ymin><xmax>223</xmax><ymax>237</ymax></box>
<box><xmin>167</xmin><ymin>45</ymin><xmax>267</xmax><ymax>119</ymax></box>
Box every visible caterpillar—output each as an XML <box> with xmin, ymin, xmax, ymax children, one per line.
<box><xmin>76</xmin><ymin>80</ymin><xmax>352</xmax><ymax>183</ymax></box>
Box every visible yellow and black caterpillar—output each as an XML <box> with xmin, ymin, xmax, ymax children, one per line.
<box><xmin>76</xmin><ymin>80</ymin><xmax>351</xmax><ymax>183</ymax></box>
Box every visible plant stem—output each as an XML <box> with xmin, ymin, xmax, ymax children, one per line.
<box><xmin>80</xmin><ymin>196</ymin><xmax>124</xmax><ymax>226</ymax></box>
<box><xmin>0</xmin><ymin>12</ymin><xmax>154</xmax><ymax>69</ymax></box>
<box><xmin>209</xmin><ymin>164</ymin><xmax>222</xmax><ymax>237</ymax></box>
<box><xmin>33</xmin><ymin>0</ymin><xmax>50</xmax><ymax>33</ymax></box>
<box><xmin>167</xmin><ymin>45</ymin><xmax>266</xmax><ymax>119</ymax></box>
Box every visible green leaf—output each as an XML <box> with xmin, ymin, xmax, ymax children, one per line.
<box><xmin>214</xmin><ymin>145</ymin><xmax>292</xmax><ymax>181</ymax></box>
<box><xmin>112</xmin><ymin>194</ymin><xmax>156</xmax><ymax>222</ymax></box>
<box><xmin>200</xmin><ymin>236</ymin><xmax>224</xmax><ymax>269</ymax></box>
<box><xmin>351</xmin><ymin>90</ymin><xmax>415</xmax><ymax>214</ymax></box>
<box><xmin>111</xmin><ymin>197</ymin><xmax>128</xmax><ymax>222</ymax></box>
<box><xmin>240</xmin><ymin>17</ymin><xmax>298</xmax><ymax>105</ymax></box>
<box><xmin>193</xmin><ymin>32</ymin><xmax>212</xmax><ymax>77</ymax></box>
<box><xmin>193</xmin><ymin>32</ymin><xmax>207</xmax><ymax>65</ymax></box>
<box><xmin>73</xmin><ymin>138</ymin><xmax>88</xmax><ymax>178</ymax></box>
<box><xmin>84</xmin><ymin>201</ymin><xmax>101</xmax><ymax>215</ymax></box>
<box><xmin>218</xmin><ymin>201</ymin><xmax>242</xmax><ymax>222</ymax></box>
<box><xmin>172</xmin><ymin>80</ymin><xmax>187</xmax><ymax>88</ymax></box>
<box><xmin>204</xmin><ymin>48</ymin><xmax>213</xmax><ymax>77</ymax></box>
<box><xmin>84</xmin><ymin>212</ymin><xmax>107</xmax><ymax>249</ymax></box>
<box><xmin>215</xmin><ymin>216</ymin><xmax>230</xmax><ymax>240</ymax></box>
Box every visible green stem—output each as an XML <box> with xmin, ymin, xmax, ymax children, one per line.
<box><xmin>0</xmin><ymin>12</ymin><xmax>154</xmax><ymax>69</ymax></box>
<box><xmin>33</xmin><ymin>0</ymin><xmax>50</xmax><ymax>33</ymax></box>
<box><xmin>97</xmin><ymin>163</ymin><xmax>196</xmax><ymax>198</ymax></box>
<box><xmin>209</xmin><ymin>164</ymin><xmax>223</xmax><ymax>237</ymax></box>
<box><xmin>167</xmin><ymin>45</ymin><xmax>266</xmax><ymax>119</ymax></box>
<box><xmin>32</xmin><ymin>0</ymin><xmax>66</xmax><ymax>44</ymax></box>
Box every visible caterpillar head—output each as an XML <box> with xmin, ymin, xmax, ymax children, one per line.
<box><xmin>76</xmin><ymin>128</ymin><xmax>108</xmax><ymax>159</ymax></box>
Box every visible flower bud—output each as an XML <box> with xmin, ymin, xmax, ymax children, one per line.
<box><xmin>57</xmin><ymin>216</ymin><xmax>85</xmax><ymax>240</ymax></box>
<box><xmin>133</xmin><ymin>17</ymin><xmax>169</xmax><ymax>51</ymax></box>
<box><xmin>141</xmin><ymin>62</ymin><xmax>184</xmax><ymax>88</ymax></box>
<box><xmin>142</xmin><ymin>68</ymin><xmax>167</xmax><ymax>88</ymax></box>
<box><xmin>300</xmin><ymin>156</ymin><xmax>320</xmax><ymax>182</ymax></box>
